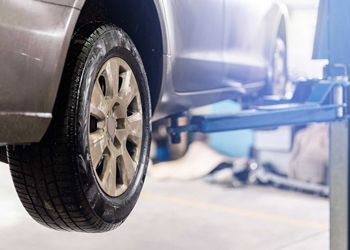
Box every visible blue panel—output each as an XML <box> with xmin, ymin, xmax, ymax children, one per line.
<box><xmin>314</xmin><ymin>0</ymin><xmax>350</xmax><ymax>64</ymax></box>
<box><xmin>208</xmin><ymin>101</ymin><xmax>254</xmax><ymax>158</ymax></box>
<box><xmin>313</xmin><ymin>0</ymin><xmax>329</xmax><ymax>60</ymax></box>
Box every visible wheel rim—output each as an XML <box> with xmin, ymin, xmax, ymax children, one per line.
<box><xmin>271</xmin><ymin>38</ymin><xmax>287</xmax><ymax>96</ymax></box>
<box><xmin>89</xmin><ymin>57</ymin><xmax>143</xmax><ymax>197</ymax></box>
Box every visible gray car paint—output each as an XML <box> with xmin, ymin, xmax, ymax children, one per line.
<box><xmin>152</xmin><ymin>0</ymin><xmax>287</xmax><ymax>119</ymax></box>
<box><xmin>0</xmin><ymin>0</ymin><xmax>80</xmax><ymax>144</ymax></box>
<box><xmin>0</xmin><ymin>0</ymin><xmax>286</xmax><ymax>143</ymax></box>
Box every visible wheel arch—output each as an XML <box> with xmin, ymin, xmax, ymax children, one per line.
<box><xmin>69</xmin><ymin>0</ymin><xmax>166</xmax><ymax>112</ymax></box>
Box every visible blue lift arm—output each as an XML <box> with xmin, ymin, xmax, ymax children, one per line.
<box><xmin>169</xmin><ymin>81</ymin><xmax>348</xmax><ymax>136</ymax></box>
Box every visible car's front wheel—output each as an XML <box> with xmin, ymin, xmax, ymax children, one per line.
<box><xmin>7</xmin><ymin>24</ymin><xmax>151</xmax><ymax>232</ymax></box>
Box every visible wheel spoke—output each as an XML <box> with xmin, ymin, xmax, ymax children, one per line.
<box><xmin>121</xmin><ymin>150</ymin><xmax>136</xmax><ymax>185</ymax></box>
<box><xmin>89</xmin><ymin>130</ymin><xmax>107</xmax><ymax>169</ymax></box>
<box><xmin>126</xmin><ymin>112</ymin><xmax>143</xmax><ymax>144</ymax></box>
<box><xmin>105</xmin><ymin>59</ymin><xmax>120</xmax><ymax>98</ymax></box>
<box><xmin>113</xmin><ymin>103</ymin><xmax>127</xmax><ymax>119</ymax></box>
<box><xmin>119</xmin><ymin>71</ymin><xmax>137</xmax><ymax>108</ymax></box>
<box><xmin>107</xmin><ymin>136</ymin><xmax>122</xmax><ymax>157</ymax></box>
<box><xmin>101</xmin><ymin>153</ymin><xmax>117</xmax><ymax>195</ymax></box>
<box><xmin>91</xmin><ymin>81</ymin><xmax>108</xmax><ymax>120</ymax></box>
<box><xmin>115</xmin><ymin>128</ymin><xmax>128</xmax><ymax>148</ymax></box>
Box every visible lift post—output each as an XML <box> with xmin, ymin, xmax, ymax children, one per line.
<box><xmin>167</xmin><ymin>0</ymin><xmax>350</xmax><ymax>248</ymax></box>
<box><xmin>314</xmin><ymin>0</ymin><xmax>350</xmax><ymax>249</ymax></box>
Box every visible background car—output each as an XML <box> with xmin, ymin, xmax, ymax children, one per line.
<box><xmin>0</xmin><ymin>0</ymin><xmax>287</xmax><ymax>232</ymax></box>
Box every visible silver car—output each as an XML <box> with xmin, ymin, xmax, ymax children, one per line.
<box><xmin>0</xmin><ymin>0</ymin><xmax>287</xmax><ymax>232</ymax></box>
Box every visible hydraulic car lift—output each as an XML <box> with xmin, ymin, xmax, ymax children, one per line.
<box><xmin>168</xmin><ymin>1</ymin><xmax>349</xmax><ymax>249</ymax></box>
<box><xmin>169</xmin><ymin>78</ymin><xmax>348</xmax><ymax>136</ymax></box>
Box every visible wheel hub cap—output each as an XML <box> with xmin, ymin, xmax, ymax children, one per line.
<box><xmin>107</xmin><ymin>116</ymin><xmax>116</xmax><ymax>138</ymax></box>
<box><xmin>88</xmin><ymin>57</ymin><xmax>143</xmax><ymax>197</ymax></box>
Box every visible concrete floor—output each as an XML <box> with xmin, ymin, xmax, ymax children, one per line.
<box><xmin>0</xmin><ymin>163</ymin><xmax>329</xmax><ymax>250</ymax></box>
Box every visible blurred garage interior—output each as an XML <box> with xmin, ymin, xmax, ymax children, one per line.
<box><xmin>0</xmin><ymin>0</ymin><xmax>332</xmax><ymax>249</ymax></box>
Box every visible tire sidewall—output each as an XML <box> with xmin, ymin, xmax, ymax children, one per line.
<box><xmin>75</xmin><ymin>28</ymin><xmax>151</xmax><ymax>224</ymax></box>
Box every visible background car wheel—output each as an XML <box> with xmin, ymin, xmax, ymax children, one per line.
<box><xmin>269</xmin><ymin>36</ymin><xmax>289</xmax><ymax>97</ymax></box>
<box><xmin>7</xmin><ymin>24</ymin><xmax>151</xmax><ymax>232</ymax></box>
<box><xmin>152</xmin><ymin>117</ymin><xmax>191</xmax><ymax>162</ymax></box>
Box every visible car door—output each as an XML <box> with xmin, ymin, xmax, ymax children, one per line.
<box><xmin>162</xmin><ymin>0</ymin><xmax>225</xmax><ymax>92</ymax></box>
<box><xmin>223</xmin><ymin>0</ymin><xmax>271</xmax><ymax>89</ymax></box>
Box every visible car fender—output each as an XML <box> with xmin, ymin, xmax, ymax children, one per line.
<box><xmin>0</xmin><ymin>0</ymin><xmax>81</xmax><ymax>143</ymax></box>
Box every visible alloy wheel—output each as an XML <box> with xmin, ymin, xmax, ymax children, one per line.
<box><xmin>89</xmin><ymin>57</ymin><xmax>143</xmax><ymax>197</ymax></box>
<box><xmin>271</xmin><ymin>38</ymin><xmax>287</xmax><ymax>96</ymax></box>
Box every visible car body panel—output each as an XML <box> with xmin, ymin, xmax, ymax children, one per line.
<box><xmin>152</xmin><ymin>0</ymin><xmax>287</xmax><ymax>120</ymax></box>
<box><xmin>39</xmin><ymin>0</ymin><xmax>84</xmax><ymax>9</ymax></box>
<box><xmin>161</xmin><ymin>0</ymin><xmax>225</xmax><ymax>93</ymax></box>
<box><xmin>0</xmin><ymin>0</ymin><xmax>79</xmax><ymax>143</ymax></box>
<box><xmin>0</xmin><ymin>0</ymin><xmax>286</xmax><ymax>143</ymax></box>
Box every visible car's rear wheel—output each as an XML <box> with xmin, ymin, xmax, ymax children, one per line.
<box><xmin>7</xmin><ymin>24</ymin><xmax>151</xmax><ymax>232</ymax></box>
<box><xmin>269</xmin><ymin>36</ymin><xmax>288</xmax><ymax>97</ymax></box>
<box><xmin>152</xmin><ymin>117</ymin><xmax>191</xmax><ymax>162</ymax></box>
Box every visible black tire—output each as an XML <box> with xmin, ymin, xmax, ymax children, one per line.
<box><xmin>7</xmin><ymin>24</ymin><xmax>151</xmax><ymax>232</ymax></box>
<box><xmin>0</xmin><ymin>146</ymin><xmax>7</xmax><ymax>163</ymax></box>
